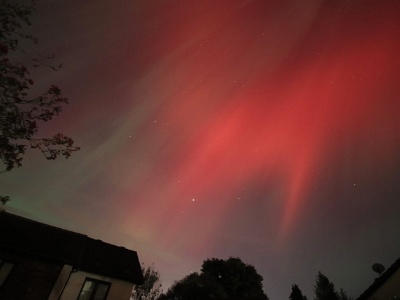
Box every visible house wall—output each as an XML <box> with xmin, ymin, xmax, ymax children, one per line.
<box><xmin>58</xmin><ymin>269</ymin><xmax>134</xmax><ymax>300</ymax></box>
<box><xmin>48</xmin><ymin>264</ymin><xmax>73</xmax><ymax>300</ymax></box>
<box><xmin>0</xmin><ymin>251</ymin><xmax>63</xmax><ymax>300</ymax></box>
<box><xmin>369</xmin><ymin>269</ymin><xmax>400</xmax><ymax>300</ymax></box>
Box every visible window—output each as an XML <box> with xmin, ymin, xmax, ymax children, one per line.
<box><xmin>0</xmin><ymin>259</ymin><xmax>15</xmax><ymax>286</ymax></box>
<box><xmin>77</xmin><ymin>278</ymin><xmax>111</xmax><ymax>300</ymax></box>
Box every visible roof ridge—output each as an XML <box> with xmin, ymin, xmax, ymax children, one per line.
<box><xmin>356</xmin><ymin>256</ymin><xmax>400</xmax><ymax>300</ymax></box>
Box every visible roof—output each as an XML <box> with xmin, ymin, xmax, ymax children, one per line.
<box><xmin>0</xmin><ymin>212</ymin><xmax>144</xmax><ymax>284</ymax></box>
<box><xmin>356</xmin><ymin>257</ymin><xmax>400</xmax><ymax>300</ymax></box>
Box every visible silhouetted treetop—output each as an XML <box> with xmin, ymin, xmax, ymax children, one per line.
<box><xmin>0</xmin><ymin>0</ymin><xmax>79</xmax><ymax>172</ymax></box>
<box><xmin>159</xmin><ymin>257</ymin><xmax>268</xmax><ymax>300</ymax></box>
<box><xmin>314</xmin><ymin>272</ymin><xmax>339</xmax><ymax>300</ymax></box>
<box><xmin>290</xmin><ymin>284</ymin><xmax>308</xmax><ymax>300</ymax></box>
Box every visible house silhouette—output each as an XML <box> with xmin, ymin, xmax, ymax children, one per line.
<box><xmin>0</xmin><ymin>212</ymin><xmax>143</xmax><ymax>300</ymax></box>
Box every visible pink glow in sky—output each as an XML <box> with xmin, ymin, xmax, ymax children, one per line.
<box><xmin>3</xmin><ymin>0</ymin><xmax>400</xmax><ymax>298</ymax></box>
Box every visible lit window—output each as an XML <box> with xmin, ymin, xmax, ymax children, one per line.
<box><xmin>77</xmin><ymin>278</ymin><xmax>111</xmax><ymax>300</ymax></box>
<box><xmin>0</xmin><ymin>259</ymin><xmax>15</xmax><ymax>286</ymax></box>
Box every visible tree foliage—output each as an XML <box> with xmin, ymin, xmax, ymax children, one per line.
<box><xmin>314</xmin><ymin>272</ymin><xmax>339</xmax><ymax>300</ymax></box>
<box><xmin>131</xmin><ymin>264</ymin><xmax>162</xmax><ymax>300</ymax></box>
<box><xmin>312</xmin><ymin>272</ymin><xmax>353</xmax><ymax>300</ymax></box>
<box><xmin>338</xmin><ymin>288</ymin><xmax>352</xmax><ymax>300</ymax></box>
<box><xmin>0</xmin><ymin>0</ymin><xmax>79</xmax><ymax>172</ymax></box>
<box><xmin>290</xmin><ymin>284</ymin><xmax>308</xmax><ymax>300</ymax></box>
<box><xmin>159</xmin><ymin>272</ymin><xmax>227</xmax><ymax>300</ymax></box>
<box><xmin>159</xmin><ymin>257</ymin><xmax>269</xmax><ymax>300</ymax></box>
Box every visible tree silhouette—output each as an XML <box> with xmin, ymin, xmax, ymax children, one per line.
<box><xmin>158</xmin><ymin>272</ymin><xmax>227</xmax><ymax>300</ymax></box>
<box><xmin>131</xmin><ymin>264</ymin><xmax>162</xmax><ymax>300</ymax></box>
<box><xmin>159</xmin><ymin>257</ymin><xmax>269</xmax><ymax>300</ymax></box>
<box><xmin>314</xmin><ymin>272</ymin><xmax>339</xmax><ymax>300</ymax></box>
<box><xmin>338</xmin><ymin>288</ymin><xmax>352</xmax><ymax>300</ymax></box>
<box><xmin>290</xmin><ymin>284</ymin><xmax>308</xmax><ymax>300</ymax></box>
<box><xmin>0</xmin><ymin>0</ymin><xmax>79</xmax><ymax>173</ymax></box>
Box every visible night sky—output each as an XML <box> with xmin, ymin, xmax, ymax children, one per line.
<box><xmin>3</xmin><ymin>0</ymin><xmax>400</xmax><ymax>299</ymax></box>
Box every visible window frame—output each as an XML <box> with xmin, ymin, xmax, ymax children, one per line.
<box><xmin>77</xmin><ymin>277</ymin><xmax>111</xmax><ymax>300</ymax></box>
<box><xmin>0</xmin><ymin>259</ymin><xmax>15</xmax><ymax>287</ymax></box>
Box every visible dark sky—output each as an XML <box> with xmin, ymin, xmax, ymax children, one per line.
<box><xmin>3</xmin><ymin>0</ymin><xmax>400</xmax><ymax>299</ymax></box>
